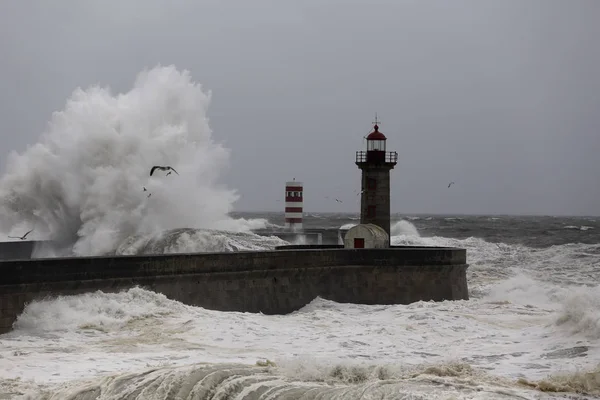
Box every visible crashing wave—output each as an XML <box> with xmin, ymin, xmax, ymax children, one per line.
<box><xmin>115</xmin><ymin>228</ymin><xmax>288</xmax><ymax>255</ymax></box>
<box><xmin>0</xmin><ymin>65</ymin><xmax>270</xmax><ymax>257</ymax></box>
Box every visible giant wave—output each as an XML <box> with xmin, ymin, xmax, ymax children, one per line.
<box><xmin>0</xmin><ymin>66</ymin><xmax>280</xmax><ymax>256</ymax></box>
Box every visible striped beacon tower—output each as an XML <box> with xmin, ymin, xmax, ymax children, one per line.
<box><xmin>284</xmin><ymin>180</ymin><xmax>304</xmax><ymax>231</ymax></box>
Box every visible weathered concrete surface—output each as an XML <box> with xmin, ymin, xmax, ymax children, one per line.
<box><xmin>0</xmin><ymin>247</ymin><xmax>469</xmax><ymax>334</ymax></box>
<box><xmin>0</xmin><ymin>240</ymin><xmax>65</xmax><ymax>261</ymax></box>
<box><xmin>0</xmin><ymin>241</ymin><xmax>38</xmax><ymax>261</ymax></box>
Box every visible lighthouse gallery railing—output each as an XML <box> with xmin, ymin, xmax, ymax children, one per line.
<box><xmin>356</xmin><ymin>151</ymin><xmax>398</xmax><ymax>164</ymax></box>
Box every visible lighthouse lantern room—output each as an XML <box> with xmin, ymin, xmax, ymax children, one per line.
<box><xmin>366</xmin><ymin>125</ymin><xmax>387</xmax><ymax>151</ymax></box>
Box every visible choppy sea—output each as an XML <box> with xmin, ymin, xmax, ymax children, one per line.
<box><xmin>1</xmin><ymin>212</ymin><xmax>599</xmax><ymax>399</ymax></box>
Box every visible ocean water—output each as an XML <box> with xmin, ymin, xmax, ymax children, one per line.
<box><xmin>1</xmin><ymin>214</ymin><xmax>599</xmax><ymax>399</ymax></box>
<box><xmin>0</xmin><ymin>66</ymin><xmax>599</xmax><ymax>399</ymax></box>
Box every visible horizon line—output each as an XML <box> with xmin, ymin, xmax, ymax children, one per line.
<box><xmin>229</xmin><ymin>211</ymin><xmax>600</xmax><ymax>218</ymax></box>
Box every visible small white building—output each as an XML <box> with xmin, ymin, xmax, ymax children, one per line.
<box><xmin>343</xmin><ymin>223</ymin><xmax>389</xmax><ymax>249</ymax></box>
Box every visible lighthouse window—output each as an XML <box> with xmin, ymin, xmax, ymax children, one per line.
<box><xmin>367</xmin><ymin>139</ymin><xmax>385</xmax><ymax>151</ymax></box>
<box><xmin>367</xmin><ymin>205</ymin><xmax>376</xmax><ymax>218</ymax></box>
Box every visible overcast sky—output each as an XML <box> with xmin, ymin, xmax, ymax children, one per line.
<box><xmin>1</xmin><ymin>0</ymin><xmax>599</xmax><ymax>216</ymax></box>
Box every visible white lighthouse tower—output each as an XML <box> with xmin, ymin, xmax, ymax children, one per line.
<box><xmin>284</xmin><ymin>180</ymin><xmax>303</xmax><ymax>231</ymax></box>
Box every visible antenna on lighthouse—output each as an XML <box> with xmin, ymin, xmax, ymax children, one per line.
<box><xmin>372</xmin><ymin>112</ymin><xmax>380</xmax><ymax>127</ymax></box>
<box><xmin>364</xmin><ymin>113</ymin><xmax>381</xmax><ymax>140</ymax></box>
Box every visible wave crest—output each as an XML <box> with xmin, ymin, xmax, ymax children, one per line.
<box><xmin>115</xmin><ymin>228</ymin><xmax>288</xmax><ymax>255</ymax></box>
<box><xmin>19</xmin><ymin>360</ymin><xmax>531</xmax><ymax>400</ymax></box>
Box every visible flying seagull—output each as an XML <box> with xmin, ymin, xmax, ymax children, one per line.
<box><xmin>150</xmin><ymin>166</ymin><xmax>179</xmax><ymax>176</ymax></box>
<box><xmin>448</xmin><ymin>182</ymin><xmax>455</xmax><ymax>188</ymax></box>
<box><xmin>143</xmin><ymin>187</ymin><xmax>147</xmax><ymax>191</ymax></box>
<box><xmin>8</xmin><ymin>229</ymin><xmax>33</xmax><ymax>240</ymax></box>
<box><xmin>335</xmin><ymin>198</ymin><xmax>343</xmax><ymax>203</ymax></box>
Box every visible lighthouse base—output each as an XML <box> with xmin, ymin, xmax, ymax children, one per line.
<box><xmin>284</xmin><ymin>222</ymin><xmax>303</xmax><ymax>232</ymax></box>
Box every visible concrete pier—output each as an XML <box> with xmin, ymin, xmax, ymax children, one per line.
<box><xmin>0</xmin><ymin>247</ymin><xmax>469</xmax><ymax>334</ymax></box>
<box><xmin>0</xmin><ymin>240</ymin><xmax>51</xmax><ymax>261</ymax></box>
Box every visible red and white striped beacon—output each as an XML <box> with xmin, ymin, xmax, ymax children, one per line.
<box><xmin>284</xmin><ymin>180</ymin><xmax>303</xmax><ymax>231</ymax></box>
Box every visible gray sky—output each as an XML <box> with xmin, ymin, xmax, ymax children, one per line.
<box><xmin>1</xmin><ymin>0</ymin><xmax>599</xmax><ymax>216</ymax></box>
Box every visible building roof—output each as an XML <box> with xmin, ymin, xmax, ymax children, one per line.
<box><xmin>366</xmin><ymin>124</ymin><xmax>386</xmax><ymax>140</ymax></box>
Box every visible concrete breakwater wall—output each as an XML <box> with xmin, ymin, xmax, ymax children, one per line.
<box><xmin>0</xmin><ymin>240</ymin><xmax>42</xmax><ymax>261</ymax></box>
<box><xmin>0</xmin><ymin>247</ymin><xmax>469</xmax><ymax>334</ymax></box>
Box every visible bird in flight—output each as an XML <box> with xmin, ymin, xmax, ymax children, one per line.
<box><xmin>448</xmin><ymin>182</ymin><xmax>455</xmax><ymax>188</ymax></box>
<box><xmin>150</xmin><ymin>166</ymin><xmax>179</xmax><ymax>176</ymax></box>
<box><xmin>335</xmin><ymin>198</ymin><xmax>343</xmax><ymax>203</ymax></box>
<box><xmin>143</xmin><ymin>187</ymin><xmax>147</xmax><ymax>192</ymax></box>
<box><xmin>8</xmin><ymin>229</ymin><xmax>33</xmax><ymax>240</ymax></box>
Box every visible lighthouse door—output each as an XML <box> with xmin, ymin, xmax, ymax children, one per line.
<box><xmin>354</xmin><ymin>238</ymin><xmax>365</xmax><ymax>248</ymax></box>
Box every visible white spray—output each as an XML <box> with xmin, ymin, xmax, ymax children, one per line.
<box><xmin>0</xmin><ymin>65</ymin><xmax>271</xmax><ymax>256</ymax></box>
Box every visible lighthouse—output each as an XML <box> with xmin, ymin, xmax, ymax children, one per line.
<box><xmin>284</xmin><ymin>180</ymin><xmax>304</xmax><ymax>231</ymax></box>
<box><xmin>355</xmin><ymin>116</ymin><xmax>398</xmax><ymax>245</ymax></box>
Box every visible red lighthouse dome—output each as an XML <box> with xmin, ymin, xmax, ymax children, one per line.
<box><xmin>366</xmin><ymin>124</ymin><xmax>387</xmax><ymax>141</ymax></box>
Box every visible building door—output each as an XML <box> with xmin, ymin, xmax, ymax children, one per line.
<box><xmin>354</xmin><ymin>238</ymin><xmax>365</xmax><ymax>248</ymax></box>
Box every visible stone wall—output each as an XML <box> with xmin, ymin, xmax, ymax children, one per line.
<box><xmin>0</xmin><ymin>247</ymin><xmax>469</xmax><ymax>334</ymax></box>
